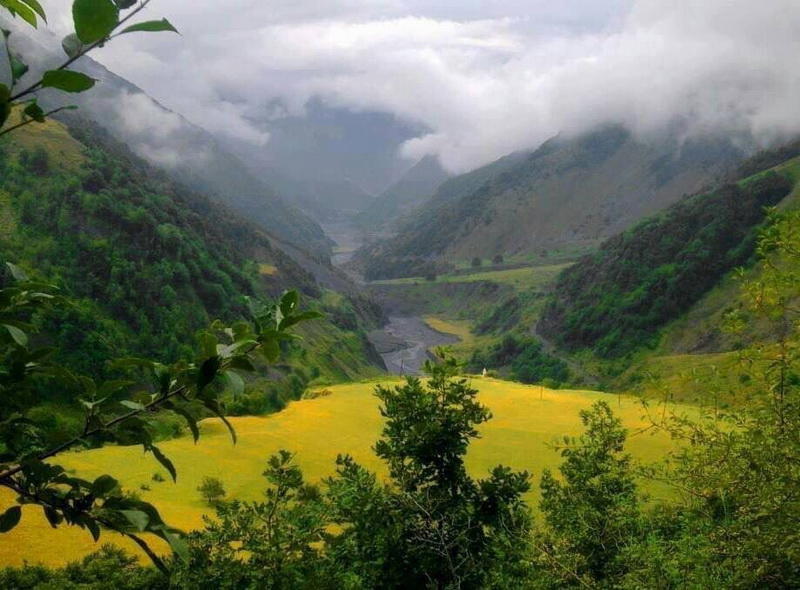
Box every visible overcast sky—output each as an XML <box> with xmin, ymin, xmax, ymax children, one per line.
<box><xmin>46</xmin><ymin>0</ymin><xmax>800</xmax><ymax>172</ymax></box>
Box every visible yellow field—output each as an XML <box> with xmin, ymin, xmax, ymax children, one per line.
<box><xmin>0</xmin><ymin>379</ymin><xmax>695</xmax><ymax>567</ymax></box>
<box><xmin>1</xmin><ymin>110</ymin><xmax>87</xmax><ymax>172</ymax></box>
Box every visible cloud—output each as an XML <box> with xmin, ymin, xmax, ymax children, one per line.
<box><xmin>41</xmin><ymin>0</ymin><xmax>800</xmax><ymax>172</ymax></box>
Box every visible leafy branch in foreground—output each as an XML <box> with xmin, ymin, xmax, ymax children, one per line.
<box><xmin>1</xmin><ymin>0</ymin><xmax>178</xmax><ymax>137</ymax></box>
<box><xmin>0</xmin><ymin>262</ymin><xmax>321</xmax><ymax>572</ymax></box>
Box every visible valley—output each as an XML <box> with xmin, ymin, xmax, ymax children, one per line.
<box><xmin>1</xmin><ymin>2</ymin><xmax>799</xmax><ymax>585</ymax></box>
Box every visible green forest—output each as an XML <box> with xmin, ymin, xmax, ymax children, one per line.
<box><xmin>2</xmin><ymin>0</ymin><xmax>800</xmax><ymax>588</ymax></box>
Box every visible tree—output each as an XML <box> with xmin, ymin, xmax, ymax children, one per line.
<box><xmin>492</xmin><ymin>254</ymin><xmax>504</xmax><ymax>265</ymax></box>
<box><xmin>536</xmin><ymin>401</ymin><xmax>639</xmax><ymax>585</ymax></box>
<box><xmin>175</xmin><ymin>451</ymin><xmax>336</xmax><ymax>589</ymax></box>
<box><xmin>0</xmin><ymin>262</ymin><xmax>320</xmax><ymax>572</ymax></box>
<box><xmin>179</xmin><ymin>359</ymin><xmax>534</xmax><ymax>589</ymax></box>
<box><xmin>471</xmin><ymin>257</ymin><xmax>482</xmax><ymax>268</ymax></box>
<box><xmin>197</xmin><ymin>477</ymin><xmax>226</xmax><ymax>507</ymax></box>
<box><xmin>369</xmin><ymin>358</ymin><xmax>532</xmax><ymax>588</ymax></box>
<box><xmin>0</xmin><ymin>0</ymin><xmax>325</xmax><ymax>574</ymax></box>
<box><xmin>627</xmin><ymin>208</ymin><xmax>800</xmax><ymax>588</ymax></box>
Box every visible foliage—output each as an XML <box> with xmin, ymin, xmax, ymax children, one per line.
<box><xmin>173</xmin><ymin>359</ymin><xmax>534</xmax><ymax>589</ymax></box>
<box><xmin>0</xmin><ymin>544</ymin><xmax>167</xmax><ymax>590</ymax></box>
<box><xmin>536</xmin><ymin>401</ymin><xmax>640</xmax><ymax>585</ymax></box>
<box><xmin>469</xmin><ymin>334</ymin><xmax>569</xmax><ymax>385</ymax></box>
<box><xmin>540</xmin><ymin>171</ymin><xmax>794</xmax><ymax>357</ymax></box>
<box><xmin>0</xmin><ymin>262</ymin><xmax>320</xmax><ymax>571</ymax></box>
<box><xmin>196</xmin><ymin>476</ymin><xmax>225</xmax><ymax>507</ymax></box>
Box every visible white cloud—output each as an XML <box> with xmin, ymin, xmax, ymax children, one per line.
<box><xmin>40</xmin><ymin>0</ymin><xmax>800</xmax><ymax>172</ymax></box>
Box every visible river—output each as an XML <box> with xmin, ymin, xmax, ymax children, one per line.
<box><xmin>322</xmin><ymin>220</ymin><xmax>460</xmax><ymax>376</ymax></box>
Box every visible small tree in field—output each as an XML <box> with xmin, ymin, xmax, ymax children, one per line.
<box><xmin>471</xmin><ymin>256</ymin><xmax>482</xmax><ymax>268</ymax></box>
<box><xmin>197</xmin><ymin>477</ymin><xmax>226</xmax><ymax>506</ymax></box>
<box><xmin>492</xmin><ymin>254</ymin><xmax>504</xmax><ymax>265</ymax></box>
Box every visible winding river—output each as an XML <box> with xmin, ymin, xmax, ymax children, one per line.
<box><xmin>322</xmin><ymin>220</ymin><xmax>459</xmax><ymax>376</ymax></box>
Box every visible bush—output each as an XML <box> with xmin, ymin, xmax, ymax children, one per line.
<box><xmin>471</xmin><ymin>256</ymin><xmax>482</xmax><ymax>268</ymax></box>
<box><xmin>492</xmin><ymin>254</ymin><xmax>504</xmax><ymax>265</ymax></box>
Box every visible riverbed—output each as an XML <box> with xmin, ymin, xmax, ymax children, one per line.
<box><xmin>322</xmin><ymin>220</ymin><xmax>460</xmax><ymax>376</ymax></box>
<box><xmin>369</xmin><ymin>316</ymin><xmax>459</xmax><ymax>375</ymax></box>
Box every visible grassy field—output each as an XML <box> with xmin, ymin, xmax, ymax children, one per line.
<box><xmin>372</xmin><ymin>263</ymin><xmax>570</xmax><ymax>292</ymax></box>
<box><xmin>0</xmin><ymin>110</ymin><xmax>86</xmax><ymax>172</ymax></box>
<box><xmin>0</xmin><ymin>379</ymin><xmax>697</xmax><ymax>567</ymax></box>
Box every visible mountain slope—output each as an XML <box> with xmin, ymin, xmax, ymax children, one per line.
<box><xmin>1</xmin><ymin>15</ymin><xmax>333</xmax><ymax>260</ymax></box>
<box><xmin>356</xmin><ymin>155</ymin><xmax>449</xmax><ymax>229</ymax></box>
<box><xmin>536</xmin><ymin>149</ymin><xmax>800</xmax><ymax>359</ymax></box>
<box><xmin>0</xmin><ymin>115</ymin><xmax>381</xmax><ymax>396</ymax></box>
<box><xmin>355</xmin><ymin>126</ymin><xmax>744</xmax><ymax>279</ymax></box>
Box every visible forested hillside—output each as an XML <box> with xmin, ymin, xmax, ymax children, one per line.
<box><xmin>355</xmin><ymin>126</ymin><xmax>743</xmax><ymax>279</ymax></box>
<box><xmin>0</xmin><ymin>115</ymin><xmax>382</xmax><ymax>431</ymax></box>
<box><xmin>0</xmin><ymin>13</ymin><xmax>334</xmax><ymax>260</ymax></box>
<box><xmin>538</xmin><ymin>154</ymin><xmax>799</xmax><ymax>358</ymax></box>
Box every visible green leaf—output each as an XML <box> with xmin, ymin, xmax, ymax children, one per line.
<box><xmin>23</xmin><ymin>100</ymin><xmax>44</xmax><ymax>123</ymax></box>
<box><xmin>83</xmin><ymin>516</ymin><xmax>101</xmax><ymax>541</ymax></box>
<box><xmin>3</xmin><ymin>323</ymin><xmax>28</xmax><ymax>347</ymax></box>
<box><xmin>113</xmin><ymin>0</ymin><xmax>136</xmax><ymax>8</ymax></box>
<box><xmin>280</xmin><ymin>310</ymin><xmax>324</xmax><ymax>330</ymax></box>
<box><xmin>162</xmin><ymin>530</ymin><xmax>189</xmax><ymax>562</ymax></box>
<box><xmin>20</xmin><ymin>0</ymin><xmax>46</xmax><ymax>21</ymax></box>
<box><xmin>119</xmin><ymin>18</ymin><xmax>178</xmax><ymax>35</ymax></box>
<box><xmin>197</xmin><ymin>356</ymin><xmax>220</xmax><ymax>392</ymax></box>
<box><xmin>171</xmin><ymin>404</ymin><xmax>199</xmax><ymax>443</ymax></box>
<box><xmin>41</xmin><ymin>70</ymin><xmax>96</xmax><ymax>93</ymax></box>
<box><xmin>260</xmin><ymin>336</ymin><xmax>280</xmax><ymax>363</ymax></box>
<box><xmin>0</xmin><ymin>506</ymin><xmax>21</xmax><ymax>533</ymax></box>
<box><xmin>280</xmin><ymin>290</ymin><xmax>300</xmax><ymax>314</ymax></box>
<box><xmin>120</xmin><ymin>509</ymin><xmax>149</xmax><ymax>532</ymax></box>
<box><xmin>223</xmin><ymin>370</ymin><xmax>244</xmax><ymax>399</ymax></box>
<box><xmin>228</xmin><ymin>356</ymin><xmax>256</xmax><ymax>372</ymax></box>
<box><xmin>120</xmin><ymin>400</ymin><xmax>145</xmax><ymax>411</ymax></box>
<box><xmin>9</xmin><ymin>53</ymin><xmax>28</xmax><ymax>82</ymax></box>
<box><xmin>4</xmin><ymin>262</ymin><xmax>24</xmax><ymax>281</ymax></box>
<box><xmin>4</xmin><ymin>0</ymin><xmax>37</xmax><ymax>26</ymax></box>
<box><xmin>149</xmin><ymin>445</ymin><xmax>177</xmax><ymax>483</ymax></box>
<box><xmin>91</xmin><ymin>474</ymin><xmax>118</xmax><ymax>497</ymax></box>
<box><xmin>72</xmin><ymin>0</ymin><xmax>118</xmax><ymax>43</ymax></box>
<box><xmin>61</xmin><ymin>33</ymin><xmax>84</xmax><ymax>58</ymax></box>
<box><xmin>43</xmin><ymin>506</ymin><xmax>62</xmax><ymax>528</ymax></box>
<box><xmin>202</xmin><ymin>398</ymin><xmax>236</xmax><ymax>445</ymax></box>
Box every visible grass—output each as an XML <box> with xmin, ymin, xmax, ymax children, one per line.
<box><xmin>258</xmin><ymin>263</ymin><xmax>278</xmax><ymax>276</ymax></box>
<box><xmin>0</xmin><ymin>378</ymin><xmax>697</xmax><ymax>567</ymax></box>
<box><xmin>423</xmin><ymin>316</ymin><xmax>475</xmax><ymax>346</ymax></box>
<box><xmin>372</xmin><ymin>263</ymin><xmax>570</xmax><ymax>292</ymax></box>
<box><xmin>0</xmin><ymin>110</ymin><xmax>86</xmax><ymax>172</ymax></box>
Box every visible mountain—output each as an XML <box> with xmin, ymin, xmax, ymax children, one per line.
<box><xmin>220</xmin><ymin>100</ymin><xmax>428</xmax><ymax>220</ymax></box>
<box><xmin>355</xmin><ymin>155</ymin><xmax>450</xmax><ymax>230</ymax></box>
<box><xmin>1</xmin><ymin>16</ymin><xmax>333</xmax><ymax>260</ymax></box>
<box><xmin>0</xmin><ymin>115</ymin><xmax>382</xmax><ymax>402</ymax></box>
<box><xmin>537</xmin><ymin>166</ymin><xmax>795</xmax><ymax>357</ymax></box>
<box><xmin>354</xmin><ymin>125</ymin><xmax>745</xmax><ymax>279</ymax></box>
